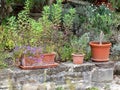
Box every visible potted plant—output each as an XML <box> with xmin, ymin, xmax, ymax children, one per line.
<box><xmin>89</xmin><ymin>31</ymin><xmax>111</xmax><ymax>62</ymax></box>
<box><xmin>87</xmin><ymin>6</ymin><xmax>113</xmax><ymax>62</ymax></box>
<box><xmin>13</xmin><ymin>46</ymin><xmax>42</xmax><ymax>66</ymax></box>
<box><xmin>42</xmin><ymin>44</ymin><xmax>56</xmax><ymax>64</ymax></box>
<box><xmin>70</xmin><ymin>33</ymin><xmax>90</xmax><ymax>64</ymax></box>
<box><xmin>13</xmin><ymin>46</ymin><xmax>58</xmax><ymax>69</ymax></box>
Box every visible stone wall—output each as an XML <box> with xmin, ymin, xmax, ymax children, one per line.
<box><xmin>0</xmin><ymin>61</ymin><xmax>116</xmax><ymax>90</ymax></box>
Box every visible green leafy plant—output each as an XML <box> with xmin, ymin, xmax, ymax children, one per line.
<box><xmin>85</xmin><ymin>4</ymin><xmax>114</xmax><ymax>42</ymax></box>
<box><xmin>59</xmin><ymin>45</ymin><xmax>72</xmax><ymax>61</ymax></box>
<box><xmin>2</xmin><ymin>16</ymin><xmax>18</xmax><ymax>51</ymax></box>
<box><xmin>50</xmin><ymin>0</ymin><xmax>62</xmax><ymax>26</ymax></box>
<box><xmin>109</xmin><ymin>0</ymin><xmax>120</xmax><ymax>10</ymax></box>
<box><xmin>111</xmin><ymin>44</ymin><xmax>120</xmax><ymax>58</ymax></box>
<box><xmin>29</xmin><ymin>19</ymin><xmax>43</xmax><ymax>46</ymax></box>
<box><xmin>43</xmin><ymin>44</ymin><xmax>55</xmax><ymax>53</ymax></box>
<box><xmin>63</xmin><ymin>8</ymin><xmax>76</xmax><ymax>31</ymax></box>
<box><xmin>63</xmin><ymin>8</ymin><xmax>76</xmax><ymax>36</ymax></box>
<box><xmin>70</xmin><ymin>33</ymin><xmax>90</xmax><ymax>54</ymax></box>
<box><xmin>0</xmin><ymin>53</ymin><xmax>8</xmax><ymax>69</ymax></box>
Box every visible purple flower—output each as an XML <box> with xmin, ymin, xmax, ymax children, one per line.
<box><xmin>26</xmin><ymin>46</ymin><xmax>31</xmax><ymax>50</ymax></box>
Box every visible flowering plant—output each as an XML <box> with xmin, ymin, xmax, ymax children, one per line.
<box><xmin>13</xmin><ymin>46</ymin><xmax>43</xmax><ymax>66</ymax></box>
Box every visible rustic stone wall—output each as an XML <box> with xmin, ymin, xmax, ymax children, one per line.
<box><xmin>0</xmin><ymin>61</ymin><xmax>116</xmax><ymax>90</ymax></box>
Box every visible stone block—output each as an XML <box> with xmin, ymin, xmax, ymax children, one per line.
<box><xmin>22</xmin><ymin>84</ymin><xmax>38</xmax><ymax>90</ymax></box>
<box><xmin>114</xmin><ymin>62</ymin><xmax>120</xmax><ymax>75</ymax></box>
<box><xmin>92</xmin><ymin>68</ymin><xmax>113</xmax><ymax>82</ymax></box>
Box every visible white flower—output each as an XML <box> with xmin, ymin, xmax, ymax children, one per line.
<box><xmin>109</xmin><ymin>13</ymin><xmax>111</xmax><ymax>16</ymax></box>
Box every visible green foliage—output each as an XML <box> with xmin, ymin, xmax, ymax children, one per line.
<box><xmin>42</xmin><ymin>6</ymin><xmax>50</xmax><ymax>19</ymax></box>
<box><xmin>66</xmin><ymin>79</ymin><xmax>75</xmax><ymax>90</ymax></box>
<box><xmin>24</xmin><ymin>0</ymin><xmax>33</xmax><ymax>11</ymax></box>
<box><xmin>112</xmin><ymin>44</ymin><xmax>120</xmax><ymax>56</ymax></box>
<box><xmin>29</xmin><ymin>19</ymin><xmax>43</xmax><ymax>46</ymax></box>
<box><xmin>0</xmin><ymin>26</ymin><xmax>4</xmax><ymax>51</ymax></box>
<box><xmin>16</xmin><ymin>0</ymin><xmax>43</xmax><ymax>46</ymax></box>
<box><xmin>59</xmin><ymin>45</ymin><xmax>72</xmax><ymax>61</ymax></box>
<box><xmin>50</xmin><ymin>0</ymin><xmax>62</xmax><ymax>25</ymax></box>
<box><xmin>63</xmin><ymin>8</ymin><xmax>76</xmax><ymax>31</ymax></box>
<box><xmin>0</xmin><ymin>51</ymin><xmax>11</xmax><ymax>69</ymax></box>
<box><xmin>70</xmin><ymin>33</ymin><xmax>90</xmax><ymax>54</ymax></box>
<box><xmin>86</xmin><ymin>5</ymin><xmax>113</xmax><ymax>35</ymax></box>
<box><xmin>43</xmin><ymin>44</ymin><xmax>55</xmax><ymax>53</ymax></box>
<box><xmin>86</xmin><ymin>87</ymin><xmax>99</xmax><ymax>90</ymax></box>
<box><xmin>2</xmin><ymin>16</ymin><xmax>18</xmax><ymax>51</ymax></box>
<box><xmin>56</xmin><ymin>86</ymin><xmax>65</xmax><ymax>90</ymax></box>
<box><xmin>109</xmin><ymin>0</ymin><xmax>120</xmax><ymax>9</ymax></box>
<box><xmin>17</xmin><ymin>10</ymin><xmax>31</xmax><ymax>46</ymax></box>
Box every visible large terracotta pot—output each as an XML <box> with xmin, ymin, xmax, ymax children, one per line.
<box><xmin>89</xmin><ymin>41</ymin><xmax>111</xmax><ymax>62</ymax></box>
<box><xmin>42</xmin><ymin>53</ymin><xmax>56</xmax><ymax>64</ymax></box>
<box><xmin>72</xmin><ymin>53</ymin><xmax>84</xmax><ymax>64</ymax></box>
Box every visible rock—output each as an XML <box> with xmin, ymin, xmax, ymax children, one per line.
<box><xmin>0</xmin><ymin>61</ymin><xmax>119</xmax><ymax>90</ymax></box>
<box><xmin>22</xmin><ymin>84</ymin><xmax>38</xmax><ymax>90</ymax></box>
<box><xmin>92</xmin><ymin>68</ymin><xmax>113</xmax><ymax>82</ymax></box>
<box><xmin>114</xmin><ymin>62</ymin><xmax>120</xmax><ymax>75</ymax></box>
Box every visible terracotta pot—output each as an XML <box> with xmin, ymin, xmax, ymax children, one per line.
<box><xmin>72</xmin><ymin>54</ymin><xmax>84</xmax><ymax>64</ymax></box>
<box><xmin>42</xmin><ymin>53</ymin><xmax>56</xmax><ymax>64</ymax></box>
<box><xmin>22</xmin><ymin>56</ymin><xmax>36</xmax><ymax>66</ymax></box>
<box><xmin>89</xmin><ymin>41</ymin><xmax>111</xmax><ymax>62</ymax></box>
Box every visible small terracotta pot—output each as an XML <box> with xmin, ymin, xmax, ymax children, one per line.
<box><xmin>89</xmin><ymin>41</ymin><xmax>111</xmax><ymax>62</ymax></box>
<box><xmin>42</xmin><ymin>53</ymin><xmax>56</xmax><ymax>64</ymax></box>
<box><xmin>72</xmin><ymin>54</ymin><xmax>84</xmax><ymax>64</ymax></box>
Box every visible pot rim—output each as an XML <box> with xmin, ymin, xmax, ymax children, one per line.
<box><xmin>42</xmin><ymin>52</ymin><xmax>56</xmax><ymax>55</ymax></box>
<box><xmin>72</xmin><ymin>53</ymin><xmax>85</xmax><ymax>56</ymax></box>
<box><xmin>89</xmin><ymin>41</ymin><xmax>111</xmax><ymax>47</ymax></box>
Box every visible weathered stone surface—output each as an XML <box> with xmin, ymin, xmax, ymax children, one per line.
<box><xmin>0</xmin><ymin>61</ymin><xmax>117</xmax><ymax>89</ymax></box>
<box><xmin>62</xmin><ymin>62</ymin><xmax>95</xmax><ymax>72</ymax></box>
<box><xmin>93</xmin><ymin>61</ymin><xmax>115</xmax><ymax>68</ymax></box>
<box><xmin>114</xmin><ymin>62</ymin><xmax>120</xmax><ymax>75</ymax></box>
<box><xmin>22</xmin><ymin>84</ymin><xmax>38</xmax><ymax>90</ymax></box>
<box><xmin>0</xmin><ymin>80</ymin><xmax>9</xmax><ymax>90</ymax></box>
<box><xmin>92</xmin><ymin>68</ymin><xmax>113</xmax><ymax>82</ymax></box>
